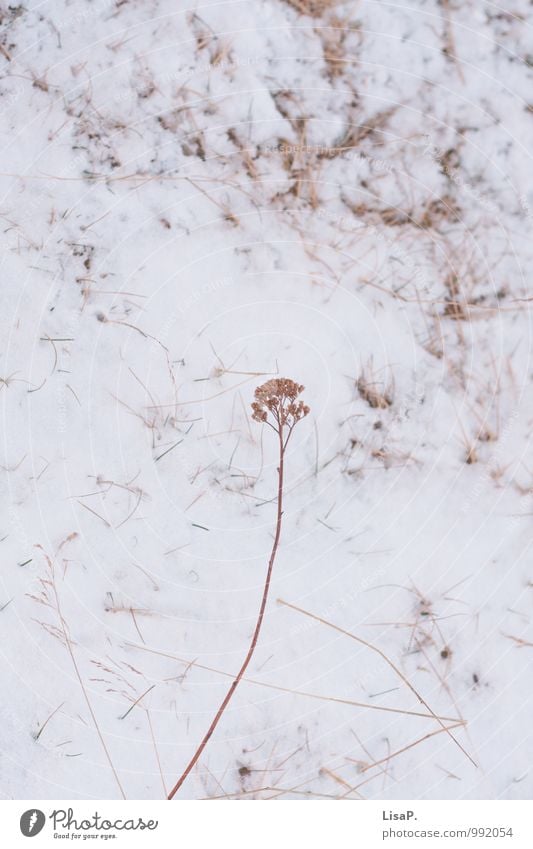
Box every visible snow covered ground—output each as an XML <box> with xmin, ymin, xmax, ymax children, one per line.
<box><xmin>1</xmin><ymin>0</ymin><xmax>532</xmax><ymax>801</ymax></box>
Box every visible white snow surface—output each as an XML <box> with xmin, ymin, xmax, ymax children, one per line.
<box><xmin>0</xmin><ymin>0</ymin><xmax>532</xmax><ymax>800</ymax></box>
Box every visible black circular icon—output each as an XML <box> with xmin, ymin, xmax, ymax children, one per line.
<box><xmin>20</xmin><ymin>810</ymin><xmax>46</xmax><ymax>837</ymax></box>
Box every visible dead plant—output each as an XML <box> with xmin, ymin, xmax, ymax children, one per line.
<box><xmin>357</xmin><ymin>363</ymin><xmax>394</xmax><ymax>409</ymax></box>
<box><xmin>167</xmin><ymin>378</ymin><xmax>310</xmax><ymax>799</ymax></box>
<box><xmin>29</xmin><ymin>540</ymin><xmax>126</xmax><ymax>798</ymax></box>
<box><xmin>282</xmin><ymin>0</ymin><xmax>337</xmax><ymax>17</ymax></box>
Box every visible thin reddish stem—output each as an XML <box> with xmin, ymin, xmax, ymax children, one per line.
<box><xmin>167</xmin><ymin>426</ymin><xmax>285</xmax><ymax>799</ymax></box>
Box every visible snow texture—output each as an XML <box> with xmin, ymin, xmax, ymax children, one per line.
<box><xmin>1</xmin><ymin>0</ymin><xmax>532</xmax><ymax>800</ymax></box>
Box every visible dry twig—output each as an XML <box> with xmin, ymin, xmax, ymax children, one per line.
<box><xmin>167</xmin><ymin>379</ymin><xmax>310</xmax><ymax>799</ymax></box>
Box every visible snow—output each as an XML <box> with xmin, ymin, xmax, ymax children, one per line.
<box><xmin>0</xmin><ymin>0</ymin><xmax>532</xmax><ymax>800</ymax></box>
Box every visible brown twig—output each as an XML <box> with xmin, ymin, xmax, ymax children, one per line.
<box><xmin>167</xmin><ymin>379</ymin><xmax>309</xmax><ymax>799</ymax></box>
<box><xmin>348</xmin><ymin>721</ymin><xmax>464</xmax><ymax>777</ymax></box>
<box><xmin>128</xmin><ymin>642</ymin><xmax>462</xmax><ymax>723</ymax></box>
<box><xmin>277</xmin><ymin>598</ymin><xmax>477</xmax><ymax>769</ymax></box>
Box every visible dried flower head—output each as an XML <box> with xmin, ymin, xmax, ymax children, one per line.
<box><xmin>251</xmin><ymin>378</ymin><xmax>310</xmax><ymax>430</ymax></box>
<box><xmin>169</xmin><ymin>376</ymin><xmax>310</xmax><ymax>799</ymax></box>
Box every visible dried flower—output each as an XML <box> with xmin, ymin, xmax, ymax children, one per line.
<box><xmin>167</xmin><ymin>377</ymin><xmax>310</xmax><ymax>800</ymax></box>
<box><xmin>251</xmin><ymin>378</ymin><xmax>310</xmax><ymax>430</ymax></box>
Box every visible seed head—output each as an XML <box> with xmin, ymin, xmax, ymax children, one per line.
<box><xmin>251</xmin><ymin>378</ymin><xmax>310</xmax><ymax>429</ymax></box>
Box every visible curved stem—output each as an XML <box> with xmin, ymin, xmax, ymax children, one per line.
<box><xmin>167</xmin><ymin>427</ymin><xmax>285</xmax><ymax>799</ymax></box>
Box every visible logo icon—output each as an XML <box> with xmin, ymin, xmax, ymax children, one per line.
<box><xmin>20</xmin><ymin>810</ymin><xmax>46</xmax><ymax>837</ymax></box>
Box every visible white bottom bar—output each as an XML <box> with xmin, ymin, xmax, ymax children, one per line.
<box><xmin>3</xmin><ymin>800</ymin><xmax>532</xmax><ymax>848</ymax></box>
